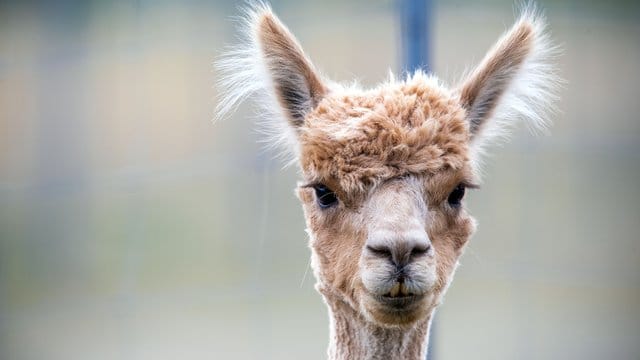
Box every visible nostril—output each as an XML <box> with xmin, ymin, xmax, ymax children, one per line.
<box><xmin>366</xmin><ymin>245</ymin><xmax>392</xmax><ymax>258</ymax></box>
<box><xmin>411</xmin><ymin>243</ymin><xmax>431</xmax><ymax>257</ymax></box>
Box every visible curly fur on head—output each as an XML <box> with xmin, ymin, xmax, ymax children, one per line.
<box><xmin>298</xmin><ymin>71</ymin><xmax>471</xmax><ymax>196</ymax></box>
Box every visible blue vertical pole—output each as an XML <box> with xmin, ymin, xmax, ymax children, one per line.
<box><xmin>400</xmin><ymin>1</ymin><xmax>434</xmax><ymax>359</ymax></box>
<box><xmin>400</xmin><ymin>0</ymin><xmax>432</xmax><ymax>74</ymax></box>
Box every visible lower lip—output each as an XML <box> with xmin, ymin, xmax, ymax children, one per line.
<box><xmin>374</xmin><ymin>294</ymin><xmax>425</xmax><ymax>309</ymax></box>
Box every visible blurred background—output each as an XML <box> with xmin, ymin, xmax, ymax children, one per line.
<box><xmin>1</xmin><ymin>0</ymin><xmax>639</xmax><ymax>359</ymax></box>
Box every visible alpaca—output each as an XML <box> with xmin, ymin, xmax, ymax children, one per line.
<box><xmin>216</xmin><ymin>3</ymin><xmax>559</xmax><ymax>359</ymax></box>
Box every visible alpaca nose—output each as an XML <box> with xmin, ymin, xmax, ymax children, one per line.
<box><xmin>365</xmin><ymin>230</ymin><xmax>432</xmax><ymax>267</ymax></box>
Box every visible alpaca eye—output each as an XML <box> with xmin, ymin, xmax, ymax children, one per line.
<box><xmin>447</xmin><ymin>184</ymin><xmax>466</xmax><ymax>207</ymax></box>
<box><xmin>313</xmin><ymin>184</ymin><xmax>338</xmax><ymax>208</ymax></box>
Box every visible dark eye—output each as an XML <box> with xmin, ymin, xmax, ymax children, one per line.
<box><xmin>313</xmin><ymin>184</ymin><xmax>338</xmax><ymax>208</ymax></box>
<box><xmin>447</xmin><ymin>184</ymin><xmax>466</xmax><ymax>207</ymax></box>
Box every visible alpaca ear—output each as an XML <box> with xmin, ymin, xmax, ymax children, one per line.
<box><xmin>254</xmin><ymin>11</ymin><xmax>327</xmax><ymax>128</ymax></box>
<box><xmin>458</xmin><ymin>8</ymin><xmax>559</xmax><ymax>152</ymax></box>
<box><xmin>216</xmin><ymin>4</ymin><xmax>327</xmax><ymax>161</ymax></box>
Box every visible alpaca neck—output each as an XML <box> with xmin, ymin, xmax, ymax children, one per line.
<box><xmin>325</xmin><ymin>297</ymin><xmax>432</xmax><ymax>360</ymax></box>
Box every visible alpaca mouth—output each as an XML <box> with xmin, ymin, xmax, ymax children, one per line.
<box><xmin>376</xmin><ymin>293</ymin><xmax>424</xmax><ymax>307</ymax></box>
<box><xmin>383</xmin><ymin>292</ymin><xmax>415</xmax><ymax>299</ymax></box>
<box><xmin>364</xmin><ymin>285</ymin><xmax>430</xmax><ymax>326</ymax></box>
<box><xmin>373</xmin><ymin>282</ymin><xmax>426</xmax><ymax>310</ymax></box>
<box><xmin>383</xmin><ymin>282</ymin><xmax>412</xmax><ymax>298</ymax></box>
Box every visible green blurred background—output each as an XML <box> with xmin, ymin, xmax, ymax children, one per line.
<box><xmin>1</xmin><ymin>0</ymin><xmax>639</xmax><ymax>359</ymax></box>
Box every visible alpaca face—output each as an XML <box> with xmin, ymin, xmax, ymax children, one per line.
<box><xmin>298</xmin><ymin>169</ymin><xmax>477</xmax><ymax>326</ymax></box>
<box><xmin>294</xmin><ymin>80</ymin><xmax>478</xmax><ymax>326</ymax></box>
<box><xmin>217</xmin><ymin>4</ymin><xmax>559</xmax><ymax>329</ymax></box>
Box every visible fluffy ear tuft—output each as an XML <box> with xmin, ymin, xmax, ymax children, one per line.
<box><xmin>457</xmin><ymin>5</ymin><xmax>561</xmax><ymax>161</ymax></box>
<box><xmin>215</xmin><ymin>2</ymin><xmax>327</xmax><ymax>162</ymax></box>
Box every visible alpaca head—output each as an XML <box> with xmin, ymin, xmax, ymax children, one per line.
<box><xmin>217</xmin><ymin>4</ymin><xmax>558</xmax><ymax>328</ymax></box>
